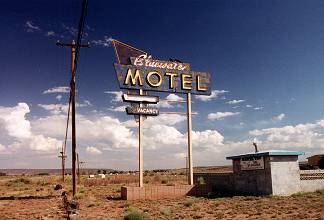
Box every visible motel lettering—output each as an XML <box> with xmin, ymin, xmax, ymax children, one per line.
<box><xmin>114</xmin><ymin>62</ymin><xmax>211</xmax><ymax>95</ymax></box>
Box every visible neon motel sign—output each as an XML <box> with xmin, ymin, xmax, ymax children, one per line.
<box><xmin>114</xmin><ymin>55</ymin><xmax>211</xmax><ymax>95</ymax></box>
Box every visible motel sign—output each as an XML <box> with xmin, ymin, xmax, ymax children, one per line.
<box><xmin>114</xmin><ymin>55</ymin><xmax>211</xmax><ymax>95</ymax></box>
<box><xmin>112</xmin><ymin>39</ymin><xmax>211</xmax><ymax>187</ymax></box>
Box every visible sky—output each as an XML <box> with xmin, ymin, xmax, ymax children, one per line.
<box><xmin>1</xmin><ymin>0</ymin><xmax>324</xmax><ymax>170</ymax></box>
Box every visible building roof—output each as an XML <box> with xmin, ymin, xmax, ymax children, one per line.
<box><xmin>306</xmin><ymin>154</ymin><xmax>324</xmax><ymax>159</ymax></box>
<box><xmin>226</xmin><ymin>150</ymin><xmax>305</xmax><ymax>160</ymax></box>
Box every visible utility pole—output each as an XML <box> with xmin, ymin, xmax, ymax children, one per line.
<box><xmin>56</xmin><ymin>40</ymin><xmax>89</xmax><ymax>196</ymax></box>
<box><xmin>58</xmin><ymin>149</ymin><xmax>67</xmax><ymax>182</ymax></box>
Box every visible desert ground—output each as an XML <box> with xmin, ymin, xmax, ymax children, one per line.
<box><xmin>0</xmin><ymin>171</ymin><xmax>323</xmax><ymax>220</ymax></box>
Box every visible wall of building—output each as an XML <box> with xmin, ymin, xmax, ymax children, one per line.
<box><xmin>232</xmin><ymin>157</ymin><xmax>273</xmax><ymax>195</ymax></box>
<box><xmin>193</xmin><ymin>172</ymin><xmax>234</xmax><ymax>193</ymax></box>
<box><xmin>270</xmin><ymin>156</ymin><xmax>301</xmax><ymax>195</ymax></box>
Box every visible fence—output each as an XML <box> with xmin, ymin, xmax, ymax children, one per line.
<box><xmin>300</xmin><ymin>169</ymin><xmax>324</xmax><ymax>180</ymax></box>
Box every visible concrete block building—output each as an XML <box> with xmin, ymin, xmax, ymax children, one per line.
<box><xmin>194</xmin><ymin>150</ymin><xmax>324</xmax><ymax>196</ymax></box>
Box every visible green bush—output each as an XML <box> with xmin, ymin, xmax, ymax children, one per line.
<box><xmin>161</xmin><ymin>177</ymin><xmax>169</xmax><ymax>184</ymax></box>
<box><xmin>124</xmin><ymin>206</ymin><xmax>148</xmax><ymax>220</ymax></box>
<box><xmin>197</xmin><ymin>176</ymin><xmax>205</xmax><ymax>185</ymax></box>
<box><xmin>184</xmin><ymin>198</ymin><xmax>194</xmax><ymax>207</ymax></box>
<box><xmin>159</xmin><ymin>207</ymin><xmax>171</xmax><ymax>219</ymax></box>
<box><xmin>7</xmin><ymin>178</ymin><xmax>32</xmax><ymax>187</ymax></box>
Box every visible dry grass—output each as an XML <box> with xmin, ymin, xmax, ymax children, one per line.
<box><xmin>0</xmin><ymin>174</ymin><xmax>323</xmax><ymax>219</ymax></box>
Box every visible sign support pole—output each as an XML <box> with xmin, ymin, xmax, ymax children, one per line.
<box><xmin>187</xmin><ymin>93</ymin><xmax>193</xmax><ymax>185</ymax></box>
<box><xmin>139</xmin><ymin>89</ymin><xmax>144</xmax><ymax>187</ymax></box>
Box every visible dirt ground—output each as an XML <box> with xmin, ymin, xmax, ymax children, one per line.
<box><xmin>0</xmin><ymin>174</ymin><xmax>323</xmax><ymax>220</ymax></box>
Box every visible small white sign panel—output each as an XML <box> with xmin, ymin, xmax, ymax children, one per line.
<box><xmin>240</xmin><ymin>156</ymin><xmax>264</xmax><ymax>170</ymax></box>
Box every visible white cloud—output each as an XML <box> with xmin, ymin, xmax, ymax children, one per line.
<box><xmin>38</xmin><ymin>100</ymin><xmax>91</xmax><ymax>115</ymax></box>
<box><xmin>25</xmin><ymin>21</ymin><xmax>41</xmax><ymax>32</ymax></box>
<box><xmin>108</xmin><ymin>105</ymin><xmax>127</xmax><ymax>112</ymax></box>
<box><xmin>62</xmin><ymin>23</ymin><xmax>78</xmax><ymax>37</ymax></box>
<box><xmin>246</xmin><ymin>105</ymin><xmax>253</xmax><ymax>108</ymax></box>
<box><xmin>192</xmin><ymin>130</ymin><xmax>224</xmax><ymax>148</ymax></box>
<box><xmin>0</xmin><ymin>103</ymin><xmax>32</xmax><ymax>139</ymax></box>
<box><xmin>157</xmin><ymin>94</ymin><xmax>185</xmax><ymax>108</ymax></box>
<box><xmin>227</xmin><ymin>99</ymin><xmax>245</xmax><ymax>105</ymax></box>
<box><xmin>165</xmin><ymin>94</ymin><xmax>184</xmax><ymax>102</ymax></box>
<box><xmin>254</xmin><ymin>107</ymin><xmax>264</xmax><ymax>110</ymax></box>
<box><xmin>43</xmin><ymin>86</ymin><xmax>70</xmax><ymax>94</ymax></box>
<box><xmin>207</xmin><ymin>112</ymin><xmax>240</xmax><ymax>121</ymax></box>
<box><xmin>273</xmin><ymin>113</ymin><xmax>285</xmax><ymax>121</ymax></box>
<box><xmin>28</xmin><ymin>135</ymin><xmax>61</xmax><ymax>151</ymax></box>
<box><xmin>56</xmin><ymin>95</ymin><xmax>62</xmax><ymax>101</ymax></box>
<box><xmin>249</xmin><ymin>119</ymin><xmax>324</xmax><ymax>149</ymax></box>
<box><xmin>46</xmin><ymin>31</ymin><xmax>55</xmax><ymax>37</ymax></box>
<box><xmin>195</xmin><ymin>90</ymin><xmax>228</xmax><ymax>102</ymax></box>
<box><xmin>78</xmin><ymin>100</ymin><xmax>92</xmax><ymax>107</ymax></box>
<box><xmin>91</xmin><ymin>36</ymin><xmax>113</xmax><ymax>47</ymax></box>
<box><xmin>104</xmin><ymin>91</ymin><xmax>123</xmax><ymax>102</ymax></box>
<box><xmin>86</xmin><ymin>146</ymin><xmax>102</xmax><ymax>155</ymax></box>
<box><xmin>0</xmin><ymin>103</ymin><xmax>61</xmax><ymax>153</ymax></box>
<box><xmin>145</xmin><ymin>114</ymin><xmax>186</xmax><ymax>126</ymax></box>
<box><xmin>38</xmin><ymin>104</ymin><xmax>68</xmax><ymax>115</ymax></box>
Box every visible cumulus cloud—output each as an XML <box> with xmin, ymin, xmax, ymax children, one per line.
<box><xmin>145</xmin><ymin>114</ymin><xmax>186</xmax><ymax>126</ymax></box>
<box><xmin>157</xmin><ymin>94</ymin><xmax>185</xmax><ymax>108</ymax></box>
<box><xmin>43</xmin><ymin>86</ymin><xmax>70</xmax><ymax>94</ymax></box>
<box><xmin>86</xmin><ymin>146</ymin><xmax>102</xmax><ymax>155</ymax></box>
<box><xmin>28</xmin><ymin>135</ymin><xmax>61</xmax><ymax>151</ymax></box>
<box><xmin>249</xmin><ymin>119</ymin><xmax>324</xmax><ymax>149</ymax></box>
<box><xmin>105</xmin><ymin>91</ymin><xmax>123</xmax><ymax>102</ymax></box>
<box><xmin>195</xmin><ymin>90</ymin><xmax>228</xmax><ymax>102</ymax></box>
<box><xmin>0</xmin><ymin>103</ymin><xmax>61</xmax><ymax>153</ymax></box>
<box><xmin>273</xmin><ymin>113</ymin><xmax>285</xmax><ymax>121</ymax></box>
<box><xmin>0</xmin><ymin>103</ymin><xmax>32</xmax><ymax>139</ymax></box>
<box><xmin>91</xmin><ymin>36</ymin><xmax>113</xmax><ymax>47</ymax></box>
<box><xmin>227</xmin><ymin>99</ymin><xmax>245</xmax><ymax>105</ymax></box>
<box><xmin>207</xmin><ymin>112</ymin><xmax>240</xmax><ymax>121</ymax></box>
<box><xmin>192</xmin><ymin>130</ymin><xmax>224</xmax><ymax>148</ymax></box>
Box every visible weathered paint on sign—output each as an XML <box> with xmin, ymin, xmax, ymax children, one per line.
<box><xmin>122</xmin><ymin>94</ymin><xmax>159</xmax><ymax>104</ymax></box>
<box><xmin>130</xmin><ymin>55</ymin><xmax>191</xmax><ymax>71</ymax></box>
<box><xmin>240</xmin><ymin>156</ymin><xmax>265</xmax><ymax>170</ymax></box>
<box><xmin>114</xmin><ymin>64</ymin><xmax>211</xmax><ymax>95</ymax></box>
<box><xmin>126</xmin><ymin>106</ymin><xmax>159</xmax><ymax>116</ymax></box>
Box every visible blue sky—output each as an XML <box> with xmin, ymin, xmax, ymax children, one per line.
<box><xmin>1</xmin><ymin>0</ymin><xmax>324</xmax><ymax>169</ymax></box>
